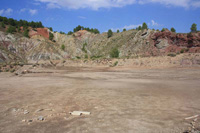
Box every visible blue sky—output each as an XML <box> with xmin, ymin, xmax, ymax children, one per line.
<box><xmin>0</xmin><ymin>0</ymin><xmax>200</xmax><ymax>33</ymax></box>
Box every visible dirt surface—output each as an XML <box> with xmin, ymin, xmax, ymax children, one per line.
<box><xmin>0</xmin><ymin>66</ymin><xmax>200</xmax><ymax>133</ymax></box>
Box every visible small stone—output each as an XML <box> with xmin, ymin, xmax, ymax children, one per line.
<box><xmin>28</xmin><ymin>119</ymin><xmax>33</xmax><ymax>122</ymax></box>
<box><xmin>24</xmin><ymin>110</ymin><xmax>29</xmax><ymax>114</ymax></box>
<box><xmin>22</xmin><ymin>119</ymin><xmax>26</xmax><ymax>122</ymax></box>
<box><xmin>45</xmin><ymin>109</ymin><xmax>52</xmax><ymax>111</ymax></box>
<box><xmin>35</xmin><ymin>109</ymin><xmax>44</xmax><ymax>112</ymax></box>
<box><xmin>38</xmin><ymin>116</ymin><xmax>44</xmax><ymax>121</ymax></box>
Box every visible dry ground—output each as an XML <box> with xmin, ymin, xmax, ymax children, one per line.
<box><xmin>0</xmin><ymin>66</ymin><xmax>200</xmax><ymax>133</ymax></box>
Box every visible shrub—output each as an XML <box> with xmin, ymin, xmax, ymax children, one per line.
<box><xmin>180</xmin><ymin>49</ymin><xmax>185</xmax><ymax>53</ymax></box>
<box><xmin>82</xmin><ymin>43</ymin><xmax>87</xmax><ymax>53</ymax></box>
<box><xmin>190</xmin><ymin>23</ymin><xmax>197</xmax><ymax>33</ymax></box>
<box><xmin>161</xmin><ymin>28</ymin><xmax>168</xmax><ymax>32</ymax></box>
<box><xmin>117</xmin><ymin>30</ymin><xmax>120</xmax><ymax>33</ymax></box>
<box><xmin>61</xmin><ymin>44</ymin><xmax>65</xmax><ymax>51</ymax></box>
<box><xmin>76</xmin><ymin>56</ymin><xmax>81</xmax><ymax>59</ymax></box>
<box><xmin>85</xmin><ymin>54</ymin><xmax>88</xmax><ymax>59</ymax></box>
<box><xmin>67</xmin><ymin>31</ymin><xmax>73</xmax><ymax>35</ymax></box>
<box><xmin>107</xmin><ymin>29</ymin><xmax>113</xmax><ymax>38</ymax></box>
<box><xmin>6</xmin><ymin>26</ymin><xmax>16</xmax><ymax>33</ymax></box>
<box><xmin>0</xmin><ymin>22</ymin><xmax>5</xmax><ymax>28</ymax></box>
<box><xmin>123</xmin><ymin>28</ymin><xmax>126</xmax><ymax>32</ymax></box>
<box><xmin>110</xmin><ymin>47</ymin><xmax>119</xmax><ymax>58</ymax></box>
<box><xmin>23</xmin><ymin>29</ymin><xmax>29</xmax><ymax>38</ymax></box>
<box><xmin>171</xmin><ymin>27</ymin><xmax>176</xmax><ymax>32</ymax></box>
<box><xmin>49</xmin><ymin>27</ymin><xmax>53</xmax><ymax>31</ymax></box>
<box><xmin>167</xmin><ymin>53</ymin><xmax>176</xmax><ymax>57</ymax></box>
<box><xmin>49</xmin><ymin>32</ymin><xmax>54</xmax><ymax>41</ymax></box>
<box><xmin>113</xmin><ymin>61</ymin><xmax>118</xmax><ymax>67</ymax></box>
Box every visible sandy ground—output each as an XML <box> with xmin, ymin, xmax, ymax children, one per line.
<box><xmin>0</xmin><ymin>66</ymin><xmax>200</xmax><ymax>133</ymax></box>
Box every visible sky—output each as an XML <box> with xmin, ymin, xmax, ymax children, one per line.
<box><xmin>0</xmin><ymin>0</ymin><xmax>200</xmax><ymax>33</ymax></box>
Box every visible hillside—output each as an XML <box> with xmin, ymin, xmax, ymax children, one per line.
<box><xmin>0</xmin><ymin>26</ymin><xmax>200</xmax><ymax>64</ymax></box>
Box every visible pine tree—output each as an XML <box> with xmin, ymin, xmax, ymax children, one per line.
<box><xmin>171</xmin><ymin>27</ymin><xmax>176</xmax><ymax>32</ymax></box>
<box><xmin>107</xmin><ymin>29</ymin><xmax>113</xmax><ymax>38</ymax></box>
<box><xmin>191</xmin><ymin>23</ymin><xmax>197</xmax><ymax>33</ymax></box>
<box><xmin>142</xmin><ymin>23</ymin><xmax>148</xmax><ymax>30</ymax></box>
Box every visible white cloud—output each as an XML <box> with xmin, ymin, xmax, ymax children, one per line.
<box><xmin>20</xmin><ymin>8</ymin><xmax>26</xmax><ymax>13</ymax></box>
<box><xmin>35</xmin><ymin>0</ymin><xmax>200</xmax><ymax>10</ymax></box>
<box><xmin>78</xmin><ymin>16</ymin><xmax>86</xmax><ymax>19</ymax></box>
<box><xmin>111</xmin><ymin>24</ymin><xmax>142</xmax><ymax>32</ymax></box>
<box><xmin>191</xmin><ymin>1</ymin><xmax>200</xmax><ymax>8</ymax></box>
<box><xmin>36</xmin><ymin>0</ymin><xmax>137</xmax><ymax>10</ymax></box>
<box><xmin>29</xmin><ymin>9</ymin><xmax>38</xmax><ymax>15</ymax></box>
<box><xmin>151</xmin><ymin>20</ymin><xmax>159</xmax><ymax>26</ymax></box>
<box><xmin>0</xmin><ymin>10</ymin><xmax>4</xmax><ymax>16</ymax></box>
<box><xmin>0</xmin><ymin>8</ymin><xmax>13</xmax><ymax>16</ymax></box>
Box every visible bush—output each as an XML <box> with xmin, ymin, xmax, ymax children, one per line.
<box><xmin>6</xmin><ymin>26</ymin><xmax>16</xmax><ymax>33</ymax></box>
<box><xmin>67</xmin><ymin>31</ymin><xmax>73</xmax><ymax>35</ymax></box>
<box><xmin>23</xmin><ymin>29</ymin><xmax>29</xmax><ymax>38</ymax></box>
<box><xmin>0</xmin><ymin>22</ymin><xmax>5</xmax><ymax>28</ymax></box>
<box><xmin>117</xmin><ymin>30</ymin><xmax>120</xmax><ymax>33</ymax></box>
<box><xmin>107</xmin><ymin>29</ymin><xmax>113</xmax><ymax>38</ymax></box>
<box><xmin>161</xmin><ymin>28</ymin><xmax>168</xmax><ymax>32</ymax></box>
<box><xmin>76</xmin><ymin>56</ymin><xmax>81</xmax><ymax>59</ymax></box>
<box><xmin>49</xmin><ymin>27</ymin><xmax>53</xmax><ymax>31</ymax></box>
<box><xmin>113</xmin><ymin>61</ymin><xmax>118</xmax><ymax>67</ymax></box>
<box><xmin>110</xmin><ymin>47</ymin><xmax>119</xmax><ymax>58</ymax></box>
<box><xmin>123</xmin><ymin>28</ymin><xmax>126</xmax><ymax>32</ymax></box>
<box><xmin>49</xmin><ymin>32</ymin><xmax>54</xmax><ymax>41</ymax></box>
<box><xmin>82</xmin><ymin>43</ymin><xmax>87</xmax><ymax>53</ymax></box>
<box><xmin>167</xmin><ymin>53</ymin><xmax>176</xmax><ymax>57</ymax></box>
<box><xmin>171</xmin><ymin>27</ymin><xmax>176</xmax><ymax>32</ymax></box>
<box><xmin>61</xmin><ymin>44</ymin><xmax>65</xmax><ymax>51</ymax></box>
<box><xmin>84</xmin><ymin>54</ymin><xmax>88</xmax><ymax>59</ymax></box>
<box><xmin>180</xmin><ymin>49</ymin><xmax>185</xmax><ymax>53</ymax></box>
<box><xmin>190</xmin><ymin>23</ymin><xmax>197</xmax><ymax>33</ymax></box>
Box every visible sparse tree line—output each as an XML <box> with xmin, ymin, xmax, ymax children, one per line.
<box><xmin>0</xmin><ymin>16</ymin><xmax>44</xmax><ymax>38</ymax></box>
<box><xmin>107</xmin><ymin>22</ymin><xmax>199</xmax><ymax>38</ymax></box>
<box><xmin>0</xmin><ymin>16</ymin><xmax>44</xmax><ymax>29</ymax></box>
<box><xmin>67</xmin><ymin>25</ymin><xmax>100</xmax><ymax>35</ymax></box>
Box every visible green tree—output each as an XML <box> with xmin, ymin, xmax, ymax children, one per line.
<box><xmin>23</xmin><ymin>29</ymin><xmax>29</xmax><ymax>38</ymax></box>
<box><xmin>0</xmin><ymin>22</ymin><xmax>5</xmax><ymax>28</ymax></box>
<box><xmin>93</xmin><ymin>28</ymin><xmax>100</xmax><ymax>34</ymax></box>
<box><xmin>110</xmin><ymin>47</ymin><xmax>119</xmax><ymax>58</ymax></box>
<box><xmin>123</xmin><ymin>28</ymin><xmax>126</xmax><ymax>32</ymax></box>
<box><xmin>117</xmin><ymin>30</ymin><xmax>120</xmax><ymax>33</ymax></box>
<box><xmin>49</xmin><ymin>27</ymin><xmax>53</xmax><ymax>31</ymax></box>
<box><xmin>142</xmin><ymin>23</ymin><xmax>148</xmax><ymax>30</ymax></box>
<box><xmin>17</xmin><ymin>27</ymin><xmax>21</xmax><ymax>32</ymax></box>
<box><xmin>171</xmin><ymin>27</ymin><xmax>176</xmax><ymax>32</ymax></box>
<box><xmin>191</xmin><ymin>23</ymin><xmax>197</xmax><ymax>32</ymax></box>
<box><xmin>138</xmin><ymin>26</ymin><xmax>142</xmax><ymax>30</ymax></box>
<box><xmin>49</xmin><ymin>32</ymin><xmax>54</xmax><ymax>41</ymax></box>
<box><xmin>161</xmin><ymin>28</ymin><xmax>168</xmax><ymax>32</ymax></box>
<box><xmin>67</xmin><ymin>31</ymin><xmax>73</xmax><ymax>35</ymax></box>
<box><xmin>6</xmin><ymin>26</ymin><xmax>16</xmax><ymax>33</ymax></box>
<box><xmin>61</xmin><ymin>44</ymin><xmax>65</xmax><ymax>51</ymax></box>
<box><xmin>107</xmin><ymin>29</ymin><xmax>113</xmax><ymax>38</ymax></box>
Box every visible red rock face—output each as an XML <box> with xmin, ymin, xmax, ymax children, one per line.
<box><xmin>151</xmin><ymin>30</ymin><xmax>200</xmax><ymax>54</ymax></box>
<box><xmin>29</xmin><ymin>28</ymin><xmax>49</xmax><ymax>39</ymax></box>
